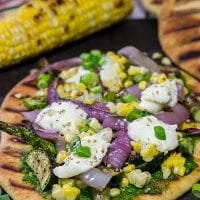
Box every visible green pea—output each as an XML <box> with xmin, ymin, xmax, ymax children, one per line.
<box><xmin>154</xmin><ymin>126</ymin><xmax>166</xmax><ymax>140</ymax></box>
<box><xmin>37</xmin><ymin>73</ymin><xmax>53</xmax><ymax>89</ymax></box>
<box><xmin>126</xmin><ymin>109</ymin><xmax>143</xmax><ymax>122</ymax></box>
<box><xmin>122</xmin><ymin>94</ymin><xmax>137</xmax><ymax>103</ymax></box>
<box><xmin>90</xmin><ymin>86</ymin><xmax>102</xmax><ymax>94</ymax></box>
<box><xmin>80</xmin><ymin>72</ymin><xmax>99</xmax><ymax>87</ymax></box>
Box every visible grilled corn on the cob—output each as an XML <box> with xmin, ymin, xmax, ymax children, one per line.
<box><xmin>0</xmin><ymin>0</ymin><xmax>133</xmax><ymax>68</ymax></box>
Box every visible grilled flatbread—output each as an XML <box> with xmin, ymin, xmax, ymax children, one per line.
<box><xmin>159</xmin><ymin>0</ymin><xmax>200</xmax><ymax>80</ymax></box>
<box><xmin>141</xmin><ymin>0</ymin><xmax>163</xmax><ymax>17</ymax></box>
<box><xmin>0</xmin><ymin>63</ymin><xmax>200</xmax><ymax>200</ymax></box>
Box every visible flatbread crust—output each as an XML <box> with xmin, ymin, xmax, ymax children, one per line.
<box><xmin>159</xmin><ymin>0</ymin><xmax>200</xmax><ymax>80</ymax></box>
<box><xmin>141</xmin><ymin>0</ymin><xmax>163</xmax><ymax>17</ymax></box>
<box><xmin>0</xmin><ymin>69</ymin><xmax>200</xmax><ymax>200</ymax></box>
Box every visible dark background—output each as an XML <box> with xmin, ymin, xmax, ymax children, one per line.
<box><xmin>0</xmin><ymin>19</ymin><xmax>194</xmax><ymax>199</ymax></box>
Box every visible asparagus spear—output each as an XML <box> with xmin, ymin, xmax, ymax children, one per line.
<box><xmin>0</xmin><ymin>121</ymin><xmax>56</xmax><ymax>156</ymax></box>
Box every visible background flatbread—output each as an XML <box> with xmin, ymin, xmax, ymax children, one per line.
<box><xmin>0</xmin><ymin>68</ymin><xmax>200</xmax><ymax>200</ymax></box>
<box><xmin>159</xmin><ymin>0</ymin><xmax>200</xmax><ymax>80</ymax></box>
<box><xmin>141</xmin><ymin>0</ymin><xmax>163</xmax><ymax>17</ymax></box>
<box><xmin>0</xmin><ymin>76</ymin><xmax>44</xmax><ymax>200</ymax></box>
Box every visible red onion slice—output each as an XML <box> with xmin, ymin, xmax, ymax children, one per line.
<box><xmin>21</xmin><ymin>110</ymin><xmax>39</xmax><ymax>122</ymax></box>
<box><xmin>27</xmin><ymin>57</ymin><xmax>81</xmax><ymax>81</ymax></box>
<box><xmin>47</xmin><ymin>78</ymin><xmax>60</xmax><ymax>104</ymax></box>
<box><xmin>118</xmin><ymin>46</ymin><xmax>161</xmax><ymax>73</ymax></box>
<box><xmin>103</xmin><ymin>116</ymin><xmax>127</xmax><ymax>131</ymax></box>
<box><xmin>156</xmin><ymin>103</ymin><xmax>190</xmax><ymax>125</ymax></box>
<box><xmin>79</xmin><ymin>168</ymin><xmax>112</xmax><ymax>191</ymax></box>
<box><xmin>103</xmin><ymin>130</ymin><xmax>131</xmax><ymax>169</ymax></box>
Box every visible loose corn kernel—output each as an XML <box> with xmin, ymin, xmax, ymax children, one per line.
<box><xmin>115</xmin><ymin>65</ymin><xmax>123</xmax><ymax>74</ymax></box>
<box><xmin>161</xmin><ymin>152</ymin><xmax>186</xmax><ymax>178</ymax></box>
<box><xmin>106</xmin><ymin>102</ymin><xmax>116</xmax><ymax>113</ymax></box>
<box><xmin>79</xmin><ymin>131</ymin><xmax>90</xmax><ymax>138</ymax></box>
<box><xmin>180</xmin><ymin>122</ymin><xmax>200</xmax><ymax>130</ymax></box>
<box><xmin>116</xmin><ymin>102</ymin><xmax>137</xmax><ymax>117</ymax></box>
<box><xmin>52</xmin><ymin>184</ymin><xmax>65</xmax><ymax>200</ymax></box>
<box><xmin>110</xmin><ymin>188</ymin><xmax>120</xmax><ymax>197</ymax></box>
<box><xmin>131</xmin><ymin>141</ymin><xmax>141</xmax><ymax>153</ymax></box>
<box><xmin>123</xmin><ymin>164</ymin><xmax>135</xmax><ymax>173</ymax></box>
<box><xmin>128</xmin><ymin>66</ymin><xmax>141</xmax><ymax>76</ymax></box>
<box><xmin>150</xmin><ymin>72</ymin><xmax>159</xmax><ymax>83</ymax></box>
<box><xmin>121</xmin><ymin>178</ymin><xmax>129</xmax><ymax>187</ymax></box>
<box><xmin>152</xmin><ymin>52</ymin><xmax>163</xmax><ymax>60</ymax></box>
<box><xmin>184</xmin><ymin>87</ymin><xmax>189</xmax><ymax>95</ymax></box>
<box><xmin>77</xmin><ymin>83</ymin><xmax>87</xmax><ymax>90</ymax></box>
<box><xmin>75</xmin><ymin>179</ymin><xmax>87</xmax><ymax>189</ymax></box>
<box><xmin>158</xmin><ymin>73</ymin><xmax>167</xmax><ymax>83</ymax></box>
<box><xmin>161</xmin><ymin>57</ymin><xmax>172</xmax><ymax>66</ymax></box>
<box><xmin>60</xmin><ymin>68</ymin><xmax>78</xmax><ymax>80</ymax></box>
<box><xmin>119</xmin><ymin>72</ymin><xmax>127</xmax><ymax>80</ymax></box>
<box><xmin>177</xmin><ymin>131</ymin><xmax>183</xmax><ymax>138</ymax></box>
<box><xmin>56</xmin><ymin>151</ymin><xmax>68</xmax><ymax>164</ymax></box>
<box><xmin>84</xmin><ymin>97</ymin><xmax>95</xmax><ymax>105</ymax></box>
<box><xmin>89</xmin><ymin>118</ymin><xmax>101</xmax><ymax>130</ymax></box>
<box><xmin>138</xmin><ymin>81</ymin><xmax>147</xmax><ymax>91</ymax></box>
<box><xmin>59</xmin><ymin>178</ymin><xmax>75</xmax><ymax>187</ymax></box>
<box><xmin>62</xmin><ymin>184</ymin><xmax>80</xmax><ymax>200</ymax></box>
<box><xmin>64</xmin><ymin>133</ymin><xmax>75</xmax><ymax>143</ymax></box>
<box><xmin>140</xmin><ymin>144</ymin><xmax>159</xmax><ymax>162</ymax></box>
<box><xmin>124</xmin><ymin>80</ymin><xmax>133</xmax><ymax>88</ymax></box>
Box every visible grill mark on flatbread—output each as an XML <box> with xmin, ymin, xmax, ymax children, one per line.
<box><xmin>4</xmin><ymin>107</ymin><xmax>26</xmax><ymax>114</ymax></box>
<box><xmin>2</xmin><ymin>149</ymin><xmax>23</xmax><ymax>158</ymax></box>
<box><xmin>1</xmin><ymin>164</ymin><xmax>21</xmax><ymax>173</ymax></box>
<box><xmin>173</xmin><ymin>9</ymin><xmax>200</xmax><ymax>16</ymax></box>
<box><xmin>164</xmin><ymin>23</ymin><xmax>200</xmax><ymax>34</ymax></box>
<box><xmin>179</xmin><ymin>51</ymin><xmax>200</xmax><ymax>61</ymax></box>
<box><xmin>10</xmin><ymin>180</ymin><xmax>35</xmax><ymax>191</ymax></box>
<box><xmin>22</xmin><ymin>81</ymin><xmax>37</xmax><ymax>89</ymax></box>
<box><xmin>151</xmin><ymin>0</ymin><xmax>163</xmax><ymax>4</ymax></box>
<box><xmin>10</xmin><ymin>137</ymin><xmax>26</xmax><ymax>144</ymax></box>
<box><xmin>191</xmin><ymin>36</ymin><xmax>200</xmax><ymax>42</ymax></box>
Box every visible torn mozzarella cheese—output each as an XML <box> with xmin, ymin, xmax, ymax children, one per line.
<box><xmin>139</xmin><ymin>80</ymin><xmax>178</xmax><ymax>113</ymax></box>
<box><xmin>128</xmin><ymin>116</ymin><xmax>178</xmax><ymax>152</ymax></box>
<box><xmin>35</xmin><ymin>101</ymin><xmax>87</xmax><ymax>135</ymax></box>
<box><xmin>100</xmin><ymin>56</ymin><xmax>122</xmax><ymax>92</ymax></box>
<box><xmin>53</xmin><ymin>128</ymin><xmax>113</xmax><ymax>178</ymax></box>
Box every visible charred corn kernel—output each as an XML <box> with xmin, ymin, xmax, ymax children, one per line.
<box><xmin>77</xmin><ymin>83</ymin><xmax>87</xmax><ymax>90</ymax></box>
<box><xmin>123</xmin><ymin>164</ymin><xmax>135</xmax><ymax>173</ymax></box>
<box><xmin>110</xmin><ymin>188</ymin><xmax>120</xmax><ymax>197</ymax></box>
<box><xmin>89</xmin><ymin>118</ymin><xmax>102</xmax><ymax>130</ymax></box>
<box><xmin>128</xmin><ymin>66</ymin><xmax>141</xmax><ymax>75</ymax></box>
<box><xmin>0</xmin><ymin>0</ymin><xmax>133</xmax><ymax>68</ymax></box>
<box><xmin>119</xmin><ymin>72</ymin><xmax>127</xmax><ymax>80</ymax></box>
<box><xmin>152</xmin><ymin>52</ymin><xmax>162</xmax><ymax>60</ymax></box>
<box><xmin>64</xmin><ymin>133</ymin><xmax>75</xmax><ymax>143</ymax></box>
<box><xmin>70</xmin><ymin>90</ymin><xmax>85</xmax><ymax>99</ymax></box>
<box><xmin>52</xmin><ymin>184</ymin><xmax>65</xmax><ymax>200</ymax></box>
<box><xmin>106</xmin><ymin>102</ymin><xmax>116</xmax><ymax>113</ymax></box>
<box><xmin>138</xmin><ymin>81</ymin><xmax>147</xmax><ymax>91</ymax></box>
<box><xmin>161</xmin><ymin>152</ymin><xmax>186</xmax><ymax>179</ymax></box>
<box><xmin>75</xmin><ymin>179</ymin><xmax>87</xmax><ymax>189</ymax></box>
<box><xmin>127</xmin><ymin>169</ymin><xmax>151</xmax><ymax>188</ymax></box>
<box><xmin>140</xmin><ymin>144</ymin><xmax>159</xmax><ymax>162</ymax></box>
<box><xmin>180</xmin><ymin>122</ymin><xmax>200</xmax><ymax>130</ymax></box>
<box><xmin>158</xmin><ymin>73</ymin><xmax>167</xmax><ymax>83</ymax></box>
<box><xmin>124</xmin><ymin>80</ymin><xmax>133</xmax><ymax>88</ymax></box>
<box><xmin>131</xmin><ymin>141</ymin><xmax>141</xmax><ymax>153</ymax></box>
<box><xmin>56</xmin><ymin>151</ymin><xmax>68</xmax><ymax>164</ymax></box>
<box><xmin>121</xmin><ymin>178</ymin><xmax>129</xmax><ymax>187</ymax></box>
<box><xmin>62</xmin><ymin>184</ymin><xmax>80</xmax><ymax>200</ymax></box>
<box><xmin>116</xmin><ymin>102</ymin><xmax>137</xmax><ymax>116</ymax></box>
<box><xmin>184</xmin><ymin>87</ymin><xmax>189</xmax><ymax>95</ymax></box>
<box><xmin>161</xmin><ymin>57</ymin><xmax>172</xmax><ymax>66</ymax></box>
